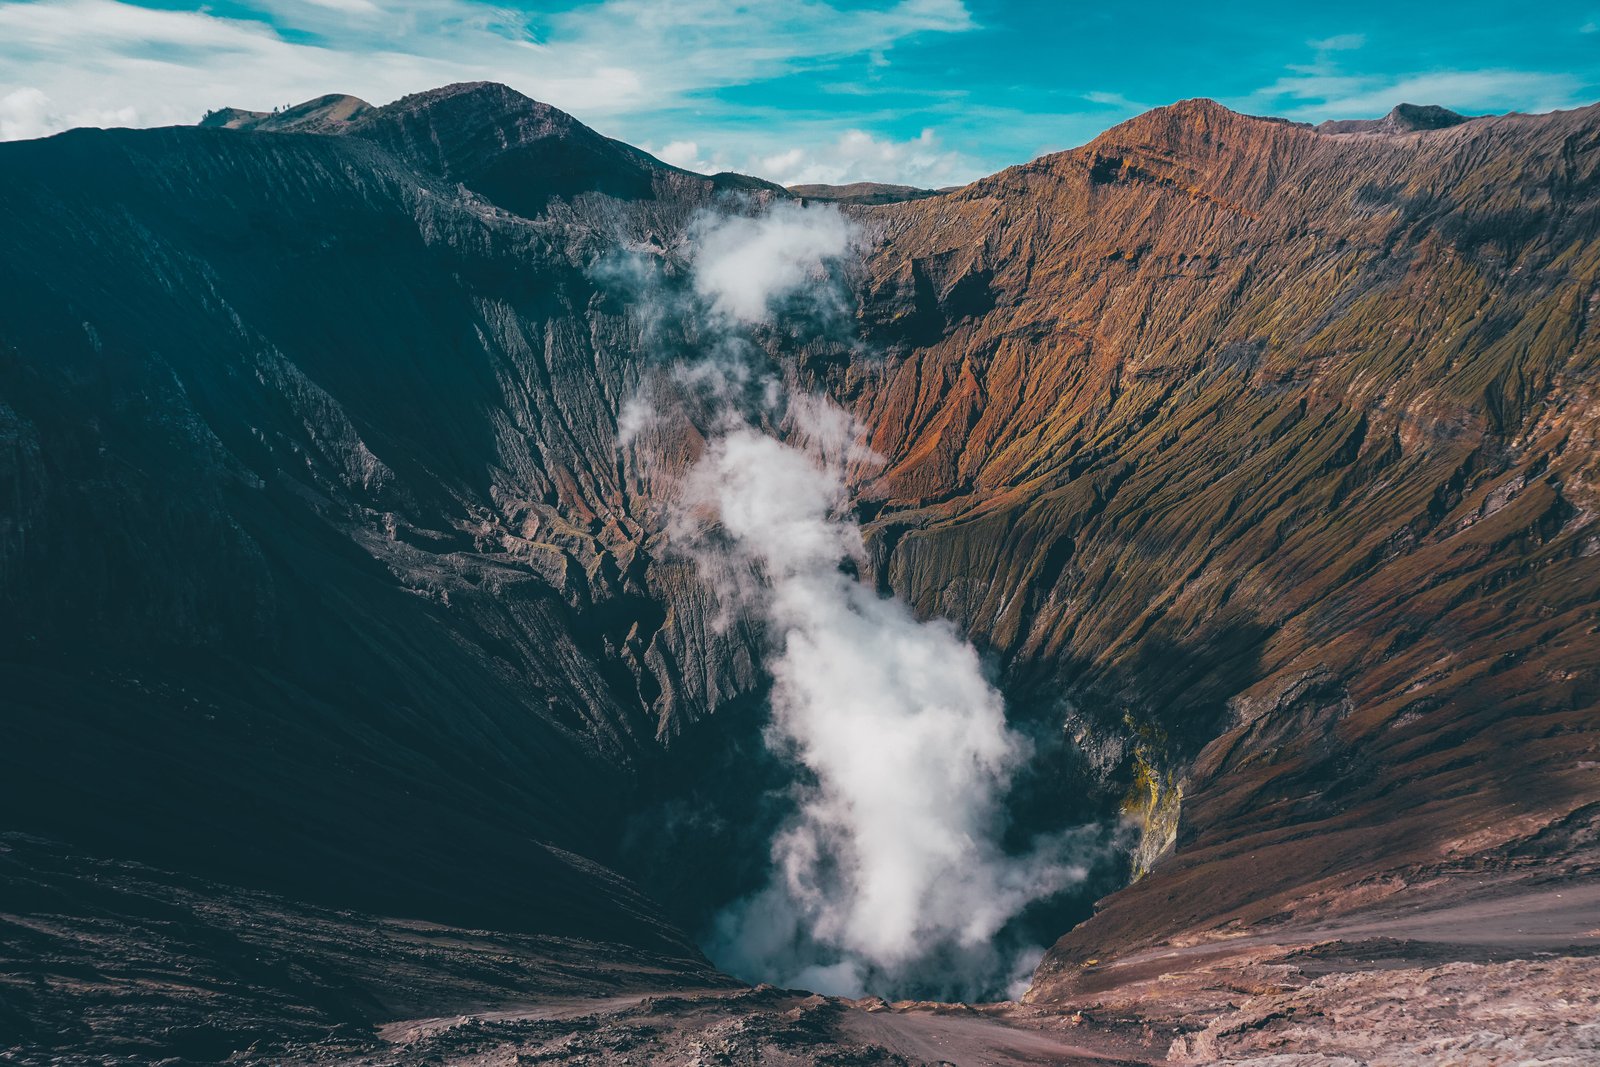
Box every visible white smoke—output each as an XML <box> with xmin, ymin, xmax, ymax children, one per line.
<box><xmin>681</xmin><ymin>421</ymin><xmax>1087</xmax><ymax>998</ymax></box>
<box><xmin>689</xmin><ymin>202</ymin><xmax>858</xmax><ymax>325</ymax></box>
<box><xmin>631</xmin><ymin>200</ymin><xmax>1090</xmax><ymax>1000</ymax></box>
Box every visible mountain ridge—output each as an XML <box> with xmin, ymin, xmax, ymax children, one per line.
<box><xmin>199</xmin><ymin>81</ymin><xmax>787</xmax><ymax>210</ymax></box>
<box><xmin>190</xmin><ymin>86</ymin><xmax>1513</xmax><ymax>204</ymax></box>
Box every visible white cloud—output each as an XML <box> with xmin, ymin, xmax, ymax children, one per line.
<box><xmin>0</xmin><ymin>0</ymin><xmax>977</xmax><ymax>143</ymax></box>
<box><xmin>298</xmin><ymin>0</ymin><xmax>380</xmax><ymax>12</ymax></box>
<box><xmin>648</xmin><ymin>126</ymin><xmax>974</xmax><ymax>187</ymax></box>
<box><xmin>1081</xmin><ymin>89</ymin><xmax>1148</xmax><ymax>112</ymax></box>
<box><xmin>653</xmin><ymin>139</ymin><xmax>704</xmax><ymax>170</ymax></box>
<box><xmin>0</xmin><ymin>84</ymin><xmax>137</xmax><ymax>139</ymax></box>
<box><xmin>760</xmin><ymin>127</ymin><xmax>966</xmax><ymax>186</ymax></box>
<box><xmin>0</xmin><ymin>0</ymin><xmax>456</xmax><ymax>132</ymax></box>
<box><xmin>556</xmin><ymin>0</ymin><xmax>973</xmax><ymax>66</ymax></box>
<box><xmin>1240</xmin><ymin>37</ymin><xmax>1587</xmax><ymax>122</ymax></box>
<box><xmin>690</xmin><ymin>202</ymin><xmax>859</xmax><ymax>321</ymax></box>
<box><xmin>1286</xmin><ymin>32</ymin><xmax>1368</xmax><ymax>77</ymax></box>
<box><xmin>0</xmin><ymin>87</ymin><xmax>53</xmax><ymax>141</ymax></box>
<box><xmin>1244</xmin><ymin>68</ymin><xmax>1586</xmax><ymax>121</ymax></box>
<box><xmin>1309</xmin><ymin>33</ymin><xmax>1366</xmax><ymax>52</ymax></box>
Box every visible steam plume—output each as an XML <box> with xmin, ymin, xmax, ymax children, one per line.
<box><xmin>629</xmin><ymin>200</ymin><xmax>1089</xmax><ymax>1000</ymax></box>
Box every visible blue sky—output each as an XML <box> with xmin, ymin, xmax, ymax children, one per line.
<box><xmin>0</xmin><ymin>0</ymin><xmax>1595</xmax><ymax>185</ymax></box>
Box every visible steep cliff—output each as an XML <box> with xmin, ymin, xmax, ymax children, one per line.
<box><xmin>835</xmin><ymin>99</ymin><xmax>1600</xmax><ymax>999</ymax></box>
<box><xmin>0</xmin><ymin>85</ymin><xmax>763</xmax><ymax>956</ymax></box>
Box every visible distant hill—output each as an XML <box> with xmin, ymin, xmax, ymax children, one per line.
<box><xmin>789</xmin><ymin>180</ymin><xmax>945</xmax><ymax>205</ymax></box>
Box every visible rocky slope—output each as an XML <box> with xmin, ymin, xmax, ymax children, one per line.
<box><xmin>831</xmin><ymin>98</ymin><xmax>1600</xmax><ymax>1001</ymax></box>
<box><xmin>0</xmin><ymin>83</ymin><xmax>765</xmax><ymax>963</ymax></box>
<box><xmin>3</xmin><ymin>82</ymin><xmax>1598</xmax><ymax>1060</ymax></box>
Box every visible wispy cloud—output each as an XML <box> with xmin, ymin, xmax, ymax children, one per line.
<box><xmin>0</xmin><ymin>0</ymin><xmax>976</xmax><ymax>139</ymax></box>
<box><xmin>1287</xmin><ymin>32</ymin><xmax>1366</xmax><ymax>77</ymax></box>
<box><xmin>1241</xmin><ymin>68</ymin><xmax>1586</xmax><ymax>121</ymax></box>
<box><xmin>1080</xmin><ymin>90</ymin><xmax>1149</xmax><ymax>112</ymax></box>
<box><xmin>649</xmin><ymin>126</ymin><xmax>974</xmax><ymax>187</ymax></box>
<box><xmin>1234</xmin><ymin>33</ymin><xmax>1589</xmax><ymax>122</ymax></box>
<box><xmin>1308</xmin><ymin>33</ymin><xmax>1366</xmax><ymax>52</ymax></box>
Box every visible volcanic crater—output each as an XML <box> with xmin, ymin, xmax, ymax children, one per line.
<box><xmin>3</xmin><ymin>83</ymin><xmax>1600</xmax><ymax>1064</ymax></box>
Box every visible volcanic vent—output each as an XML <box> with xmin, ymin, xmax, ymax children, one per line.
<box><xmin>599</xmin><ymin>200</ymin><xmax>1127</xmax><ymax>1002</ymax></box>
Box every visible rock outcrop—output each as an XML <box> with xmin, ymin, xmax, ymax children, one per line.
<box><xmin>1318</xmin><ymin>101</ymin><xmax>1471</xmax><ymax>134</ymax></box>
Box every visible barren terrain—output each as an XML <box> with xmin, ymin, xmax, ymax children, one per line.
<box><xmin>3</xmin><ymin>85</ymin><xmax>1599</xmax><ymax>1062</ymax></box>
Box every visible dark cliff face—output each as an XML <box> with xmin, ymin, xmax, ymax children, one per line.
<box><xmin>0</xmin><ymin>90</ymin><xmax>758</xmax><ymax>954</ymax></box>
<box><xmin>2</xmin><ymin>82</ymin><xmax>1599</xmax><ymax>1043</ymax></box>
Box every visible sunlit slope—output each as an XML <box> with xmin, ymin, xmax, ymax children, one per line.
<box><xmin>838</xmin><ymin>99</ymin><xmax>1600</xmax><ymax>990</ymax></box>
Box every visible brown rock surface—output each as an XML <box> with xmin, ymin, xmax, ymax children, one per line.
<box><xmin>829</xmin><ymin>99</ymin><xmax>1600</xmax><ymax>998</ymax></box>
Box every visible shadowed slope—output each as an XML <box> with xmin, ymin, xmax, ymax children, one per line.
<box><xmin>0</xmin><ymin>114</ymin><xmax>725</xmax><ymax>953</ymax></box>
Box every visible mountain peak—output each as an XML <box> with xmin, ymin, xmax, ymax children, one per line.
<box><xmin>374</xmin><ymin>81</ymin><xmax>555</xmax><ymax>123</ymax></box>
<box><xmin>197</xmin><ymin>83</ymin><xmax>569</xmax><ymax>141</ymax></box>
<box><xmin>1388</xmin><ymin>102</ymin><xmax>1469</xmax><ymax>128</ymax></box>
<box><xmin>1318</xmin><ymin>102</ymin><xmax>1471</xmax><ymax>134</ymax></box>
<box><xmin>198</xmin><ymin>94</ymin><xmax>372</xmax><ymax>134</ymax></box>
<box><xmin>345</xmin><ymin>82</ymin><xmax>637</xmax><ymax>208</ymax></box>
<box><xmin>1164</xmin><ymin>97</ymin><xmax>1241</xmax><ymax>119</ymax></box>
<box><xmin>1094</xmin><ymin>97</ymin><xmax>1308</xmax><ymax>146</ymax></box>
<box><xmin>190</xmin><ymin>81</ymin><xmax>782</xmax><ymax>216</ymax></box>
<box><xmin>348</xmin><ymin>81</ymin><xmax>602</xmax><ymax>157</ymax></box>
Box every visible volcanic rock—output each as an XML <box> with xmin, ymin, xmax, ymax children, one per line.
<box><xmin>1318</xmin><ymin>101</ymin><xmax>1472</xmax><ymax>134</ymax></box>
